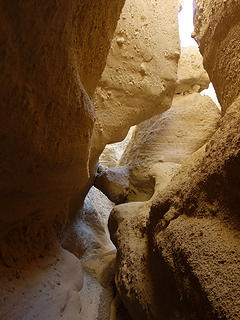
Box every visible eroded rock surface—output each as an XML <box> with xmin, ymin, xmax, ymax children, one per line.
<box><xmin>0</xmin><ymin>1</ymin><xmax>125</xmax><ymax>319</ymax></box>
<box><xmin>108</xmin><ymin>2</ymin><xmax>240</xmax><ymax>319</ymax></box>
<box><xmin>96</xmin><ymin>48</ymin><xmax>220</xmax><ymax>203</ymax></box>
<box><xmin>63</xmin><ymin>186</ymin><xmax>115</xmax><ymax>259</ymax></box>
<box><xmin>0</xmin><ymin>0</ymin><xmax>125</xmax><ymax>241</ymax></box>
<box><xmin>91</xmin><ymin>0</ymin><xmax>180</xmax><ymax>166</ymax></box>
<box><xmin>193</xmin><ymin>0</ymin><xmax>240</xmax><ymax>113</ymax></box>
<box><xmin>108</xmin><ymin>45</ymin><xmax>238</xmax><ymax>319</ymax></box>
<box><xmin>118</xmin><ymin>93</ymin><xmax>220</xmax><ymax>201</ymax></box>
<box><xmin>176</xmin><ymin>46</ymin><xmax>209</xmax><ymax>94</ymax></box>
<box><xmin>148</xmin><ymin>96</ymin><xmax>240</xmax><ymax>319</ymax></box>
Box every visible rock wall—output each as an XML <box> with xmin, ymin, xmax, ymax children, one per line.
<box><xmin>106</xmin><ymin>35</ymin><xmax>240</xmax><ymax>317</ymax></box>
<box><xmin>90</xmin><ymin>0</ymin><xmax>180</xmax><ymax>168</ymax></box>
<box><xmin>96</xmin><ymin>48</ymin><xmax>220</xmax><ymax>203</ymax></box>
<box><xmin>0</xmin><ymin>1</ymin><xmax>125</xmax><ymax>319</ymax></box>
<box><xmin>107</xmin><ymin>1</ymin><xmax>240</xmax><ymax>319</ymax></box>
<box><xmin>0</xmin><ymin>0</ymin><xmax>125</xmax><ymax>247</ymax></box>
<box><xmin>193</xmin><ymin>0</ymin><xmax>240</xmax><ymax>113</ymax></box>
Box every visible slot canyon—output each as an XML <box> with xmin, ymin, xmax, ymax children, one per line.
<box><xmin>0</xmin><ymin>0</ymin><xmax>240</xmax><ymax>319</ymax></box>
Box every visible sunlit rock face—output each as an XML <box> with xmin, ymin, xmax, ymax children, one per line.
<box><xmin>118</xmin><ymin>93</ymin><xmax>220</xmax><ymax>201</ymax></box>
<box><xmin>175</xmin><ymin>46</ymin><xmax>209</xmax><ymax>94</ymax></box>
<box><xmin>90</xmin><ymin>0</ymin><xmax>181</xmax><ymax>168</ymax></box>
<box><xmin>109</xmin><ymin>2</ymin><xmax>240</xmax><ymax>319</ymax></box>
<box><xmin>193</xmin><ymin>0</ymin><xmax>240</xmax><ymax>113</ymax></box>
<box><xmin>96</xmin><ymin>47</ymin><xmax>220</xmax><ymax>203</ymax></box>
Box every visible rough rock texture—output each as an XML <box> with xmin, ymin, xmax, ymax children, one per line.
<box><xmin>107</xmin><ymin>42</ymin><xmax>240</xmax><ymax>318</ymax></box>
<box><xmin>147</xmin><ymin>96</ymin><xmax>240</xmax><ymax>319</ymax></box>
<box><xmin>0</xmin><ymin>1</ymin><xmax>125</xmax><ymax>319</ymax></box>
<box><xmin>96</xmin><ymin>47</ymin><xmax>218</xmax><ymax>203</ymax></box>
<box><xmin>62</xmin><ymin>186</ymin><xmax>115</xmax><ymax>259</ymax></box>
<box><xmin>109</xmin><ymin>3</ymin><xmax>240</xmax><ymax>319</ymax></box>
<box><xmin>0</xmin><ymin>0</ymin><xmax>125</xmax><ymax>241</ymax></box>
<box><xmin>176</xmin><ymin>46</ymin><xmax>209</xmax><ymax>94</ymax></box>
<box><xmin>193</xmin><ymin>0</ymin><xmax>240</xmax><ymax>113</ymax></box>
<box><xmin>91</xmin><ymin>0</ymin><xmax>180</xmax><ymax>166</ymax></box>
<box><xmin>118</xmin><ymin>93</ymin><xmax>220</xmax><ymax>201</ymax></box>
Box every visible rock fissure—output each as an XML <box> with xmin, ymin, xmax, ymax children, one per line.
<box><xmin>1</xmin><ymin>0</ymin><xmax>240</xmax><ymax>319</ymax></box>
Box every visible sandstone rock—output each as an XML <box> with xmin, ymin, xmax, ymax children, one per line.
<box><xmin>95</xmin><ymin>166</ymin><xmax>131</xmax><ymax>204</ymax></box>
<box><xmin>176</xmin><ymin>46</ymin><xmax>210</xmax><ymax>94</ymax></box>
<box><xmin>62</xmin><ymin>186</ymin><xmax>115</xmax><ymax>259</ymax></box>
<box><xmin>117</xmin><ymin>93</ymin><xmax>220</xmax><ymax>201</ymax></box>
<box><xmin>108</xmin><ymin>158</ymin><xmax>180</xmax><ymax>319</ymax></box>
<box><xmin>0</xmin><ymin>2</ymin><xmax>125</xmax><ymax>319</ymax></box>
<box><xmin>193</xmin><ymin>0</ymin><xmax>240</xmax><ymax>112</ymax></box>
<box><xmin>148</xmin><ymin>96</ymin><xmax>240</xmax><ymax>319</ymax></box>
<box><xmin>109</xmin><ymin>201</ymin><xmax>154</xmax><ymax>320</ymax></box>
<box><xmin>62</xmin><ymin>186</ymin><xmax>117</xmax><ymax>320</ymax></box>
<box><xmin>0</xmin><ymin>0</ymin><xmax>125</xmax><ymax>240</ymax></box>
<box><xmin>92</xmin><ymin>0</ymin><xmax>180</xmax><ymax>160</ymax></box>
<box><xmin>107</xmin><ymin>48</ymin><xmax>227</xmax><ymax>318</ymax></box>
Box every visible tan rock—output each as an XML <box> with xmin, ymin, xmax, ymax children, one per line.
<box><xmin>149</xmin><ymin>97</ymin><xmax>240</xmax><ymax>319</ymax></box>
<box><xmin>176</xmin><ymin>46</ymin><xmax>210</xmax><ymax>94</ymax></box>
<box><xmin>0</xmin><ymin>0</ymin><xmax>125</xmax><ymax>240</ymax></box>
<box><xmin>117</xmin><ymin>93</ymin><xmax>220</xmax><ymax>201</ymax></box>
<box><xmin>63</xmin><ymin>187</ymin><xmax>115</xmax><ymax>259</ymax></box>
<box><xmin>93</xmin><ymin>0</ymin><xmax>180</xmax><ymax>155</ymax></box>
<box><xmin>95</xmin><ymin>166</ymin><xmax>131</xmax><ymax>204</ymax></box>
<box><xmin>108</xmin><ymin>151</ymin><xmax>184</xmax><ymax>319</ymax></box>
<box><xmin>193</xmin><ymin>0</ymin><xmax>240</xmax><ymax>112</ymax></box>
<box><xmin>109</xmin><ymin>201</ymin><xmax>155</xmax><ymax>319</ymax></box>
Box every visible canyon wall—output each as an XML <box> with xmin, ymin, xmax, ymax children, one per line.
<box><xmin>0</xmin><ymin>0</ymin><xmax>181</xmax><ymax>318</ymax></box>
<box><xmin>107</xmin><ymin>1</ymin><xmax>240</xmax><ymax>319</ymax></box>
<box><xmin>0</xmin><ymin>1</ymin><xmax>125</xmax><ymax>319</ymax></box>
<box><xmin>193</xmin><ymin>0</ymin><xmax>240</xmax><ymax>113</ymax></box>
<box><xmin>2</xmin><ymin>0</ymin><xmax>239</xmax><ymax>319</ymax></box>
<box><xmin>90</xmin><ymin>0</ymin><xmax>181</xmax><ymax>169</ymax></box>
<box><xmin>0</xmin><ymin>0</ymin><xmax>125</xmax><ymax>244</ymax></box>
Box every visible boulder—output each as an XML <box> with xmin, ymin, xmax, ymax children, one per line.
<box><xmin>176</xmin><ymin>46</ymin><xmax>210</xmax><ymax>94</ymax></box>
<box><xmin>118</xmin><ymin>93</ymin><xmax>220</xmax><ymax>201</ymax></box>
<box><xmin>91</xmin><ymin>0</ymin><xmax>180</xmax><ymax>163</ymax></box>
